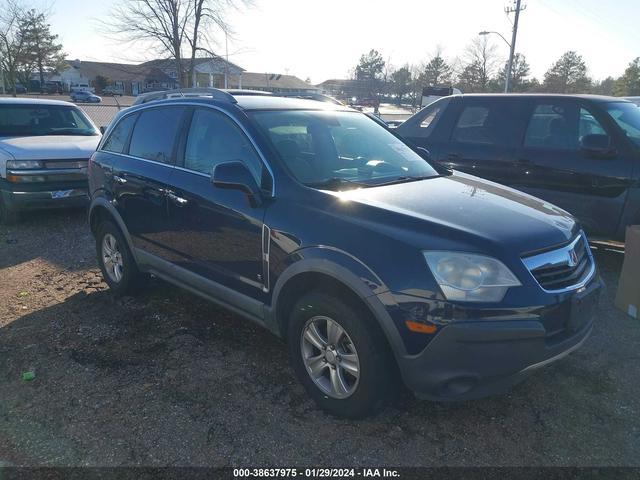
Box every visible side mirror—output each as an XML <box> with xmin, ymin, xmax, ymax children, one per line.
<box><xmin>580</xmin><ymin>134</ymin><xmax>617</xmax><ymax>158</ymax></box>
<box><xmin>99</xmin><ymin>126</ymin><xmax>106</xmax><ymax>134</ymax></box>
<box><xmin>417</xmin><ymin>146</ymin><xmax>432</xmax><ymax>161</ymax></box>
<box><xmin>212</xmin><ymin>161</ymin><xmax>262</xmax><ymax>206</ymax></box>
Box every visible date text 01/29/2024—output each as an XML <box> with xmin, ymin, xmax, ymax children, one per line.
<box><xmin>233</xmin><ymin>468</ymin><xmax>400</xmax><ymax>478</ymax></box>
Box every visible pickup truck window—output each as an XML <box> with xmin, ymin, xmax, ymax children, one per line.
<box><xmin>525</xmin><ymin>103</ymin><xmax>607</xmax><ymax>151</ymax></box>
<box><xmin>606</xmin><ymin>102</ymin><xmax>640</xmax><ymax>147</ymax></box>
<box><xmin>0</xmin><ymin>104</ymin><xmax>98</xmax><ymax>137</ymax></box>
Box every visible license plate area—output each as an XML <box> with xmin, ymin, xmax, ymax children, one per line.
<box><xmin>51</xmin><ymin>190</ymin><xmax>73</xmax><ymax>199</ymax></box>
<box><xmin>568</xmin><ymin>288</ymin><xmax>598</xmax><ymax>333</ymax></box>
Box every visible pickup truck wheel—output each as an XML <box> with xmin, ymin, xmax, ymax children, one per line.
<box><xmin>288</xmin><ymin>290</ymin><xmax>396</xmax><ymax>419</ymax></box>
<box><xmin>96</xmin><ymin>221</ymin><xmax>145</xmax><ymax>295</ymax></box>
<box><xmin>0</xmin><ymin>196</ymin><xmax>19</xmax><ymax>224</ymax></box>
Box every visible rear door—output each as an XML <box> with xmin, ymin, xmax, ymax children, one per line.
<box><xmin>162</xmin><ymin>106</ymin><xmax>271</xmax><ymax>302</ymax></box>
<box><xmin>435</xmin><ymin>97</ymin><xmax>528</xmax><ymax>186</ymax></box>
<box><xmin>515</xmin><ymin>99</ymin><xmax>634</xmax><ymax>236</ymax></box>
<box><xmin>112</xmin><ymin>105</ymin><xmax>187</xmax><ymax>259</ymax></box>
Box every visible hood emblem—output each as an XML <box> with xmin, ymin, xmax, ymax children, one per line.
<box><xmin>568</xmin><ymin>249</ymin><xmax>579</xmax><ymax>267</ymax></box>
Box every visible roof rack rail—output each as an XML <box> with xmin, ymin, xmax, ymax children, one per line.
<box><xmin>132</xmin><ymin>87</ymin><xmax>237</xmax><ymax>106</ymax></box>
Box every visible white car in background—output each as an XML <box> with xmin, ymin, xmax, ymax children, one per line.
<box><xmin>0</xmin><ymin>98</ymin><xmax>101</xmax><ymax>223</ymax></box>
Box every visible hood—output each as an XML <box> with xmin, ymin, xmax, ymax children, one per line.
<box><xmin>0</xmin><ymin>135</ymin><xmax>100</xmax><ymax>160</ymax></box>
<box><xmin>324</xmin><ymin>172</ymin><xmax>578</xmax><ymax>255</ymax></box>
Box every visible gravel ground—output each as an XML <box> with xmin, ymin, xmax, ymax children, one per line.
<box><xmin>0</xmin><ymin>209</ymin><xmax>639</xmax><ymax>467</ymax></box>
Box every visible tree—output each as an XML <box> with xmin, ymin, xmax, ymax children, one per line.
<box><xmin>591</xmin><ymin>76</ymin><xmax>615</xmax><ymax>96</ymax></box>
<box><xmin>19</xmin><ymin>9</ymin><xmax>65</xmax><ymax>88</ymax></box>
<box><xmin>543</xmin><ymin>51</ymin><xmax>591</xmax><ymax>93</ymax></box>
<box><xmin>94</xmin><ymin>75</ymin><xmax>110</xmax><ymax>92</ymax></box>
<box><xmin>492</xmin><ymin>53</ymin><xmax>531</xmax><ymax>92</ymax></box>
<box><xmin>420</xmin><ymin>50</ymin><xmax>452</xmax><ymax>87</ymax></box>
<box><xmin>355</xmin><ymin>49</ymin><xmax>385</xmax><ymax>81</ymax></box>
<box><xmin>456</xmin><ymin>37</ymin><xmax>500</xmax><ymax>93</ymax></box>
<box><xmin>108</xmin><ymin>0</ymin><xmax>249</xmax><ymax>88</ymax></box>
<box><xmin>0</xmin><ymin>0</ymin><xmax>28</xmax><ymax>95</ymax></box>
<box><xmin>613</xmin><ymin>58</ymin><xmax>640</xmax><ymax>96</ymax></box>
<box><xmin>391</xmin><ymin>65</ymin><xmax>411</xmax><ymax>105</ymax></box>
<box><xmin>354</xmin><ymin>49</ymin><xmax>385</xmax><ymax>97</ymax></box>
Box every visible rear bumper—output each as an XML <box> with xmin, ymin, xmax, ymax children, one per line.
<box><xmin>1</xmin><ymin>180</ymin><xmax>89</xmax><ymax>211</ymax></box>
<box><xmin>394</xmin><ymin>277</ymin><xmax>602</xmax><ymax>400</ymax></box>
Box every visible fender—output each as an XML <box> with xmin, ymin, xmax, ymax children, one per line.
<box><xmin>267</xmin><ymin>246</ymin><xmax>408</xmax><ymax>357</ymax></box>
<box><xmin>88</xmin><ymin>197</ymin><xmax>138</xmax><ymax>262</ymax></box>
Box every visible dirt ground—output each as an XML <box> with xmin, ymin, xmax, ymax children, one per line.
<box><xmin>0</xmin><ymin>209</ymin><xmax>639</xmax><ymax>467</ymax></box>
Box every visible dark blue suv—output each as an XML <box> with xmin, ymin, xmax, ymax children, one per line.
<box><xmin>88</xmin><ymin>90</ymin><xmax>602</xmax><ymax>418</ymax></box>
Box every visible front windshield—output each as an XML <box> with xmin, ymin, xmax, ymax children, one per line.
<box><xmin>251</xmin><ymin>110</ymin><xmax>438</xmax><ymax>189</ymax></box>
<box><xmin>606</xmin><ymin>102</ymin><xmax>640</xmax><ymax>147</ymax></box>
<box><xmin>0</xmin><ymin>104</ymin><xmax>98</xmax><ymax>137</ymax></box>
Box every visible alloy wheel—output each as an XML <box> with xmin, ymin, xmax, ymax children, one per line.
<box><xmin>102</xmin><ymin>233</ymin><xmax>124</xmax><ymax>283</ymax></box>
<box><xmin>300</xmin><ymin>315</ymin><xmax>360</xmax><ymax>399</ymax></box>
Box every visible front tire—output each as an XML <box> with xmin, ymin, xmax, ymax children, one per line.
<box><xmin>95</xmin><ymin>220</ymin><xmax>145</xmax><ymax>295</ymax></box>
<box><xmin>0</xmin><ymin>195</ymin><xmax>19</xmax><ymax>224</ymax></box>
<box><xmin>288</xmin><ymin>290</ymin><xmax>397</xmax><ymax>419</ymax></box>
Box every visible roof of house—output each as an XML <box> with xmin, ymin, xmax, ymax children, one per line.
<box><xmin>64</xmin><ymin>60</ymin><xmax>174</xmax><ymax>83</ymax></box>
<box><xmin>141</xmin><ymin>57</ymin><xmax>244</xmax><ymax>75</ymax></box>
<box><xmin>240</xmin><ymin>72</ymin><xmax>317</xmax><ymax>91</ymax></box>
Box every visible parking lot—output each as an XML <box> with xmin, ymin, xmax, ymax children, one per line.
<box><xmin>0</xmin><ymin>209</ymin><xmax>637</xmax><ymax>466</ymax></box>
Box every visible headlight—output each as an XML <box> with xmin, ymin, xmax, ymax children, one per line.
<box><xmin>6</xmin><ymin>160</ymin><xmax>43</xmax><ymax>169</ymax></box>
<box><xmin>423</xmin><ymin>252</ymin><xmax>521</xmax><ymax>302</ymax></box>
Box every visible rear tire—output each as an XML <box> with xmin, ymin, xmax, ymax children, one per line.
<box><xmin>288</xmin><ymin>290</ymin><xmax>397</xmax><ymax>419</ymax></box>
<box><xmin>95</xmin><ymin>220</ymin><xmax>146</xmax><ymax>295</ymax></box>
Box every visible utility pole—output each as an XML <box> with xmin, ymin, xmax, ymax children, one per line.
<box><xmin>504</xmin><ymin>0</ymin><xmax>526</xmax><ymax>93</ymax></box>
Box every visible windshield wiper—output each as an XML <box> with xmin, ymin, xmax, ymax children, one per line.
<box><xmin>369</xmin><ymin>175</ymin><xmax>439</xmax><ymax>187</ymax></box>
<box><xmin>305</xmin><ymin>177</ymin><xmax>370</xmax><ymax>190</ymax></box>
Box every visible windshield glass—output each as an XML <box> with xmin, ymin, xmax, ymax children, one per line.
<box><xmin>0</xmin><ymin>104</ymin><xmax>98</xmax><ymax>137</ymax></box>
<box><xmin>250</xmin><ymin>110</ymin><xmax>438</xmax><ymax>189</ymax></box>
<box><xmin>606</xmin><ymin>102</ymin><xmax>640</xmax><ymax>147</ymax></box>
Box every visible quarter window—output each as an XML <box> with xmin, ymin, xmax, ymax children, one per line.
<box><xmin>129</xmin><ymin>107</ymin><xmax>185</xmax><ymax>163</ymax></box>
<box><xmin>184</xmin><ymin>108</ymin><xmax>264</xmax><ymax>182</ymax></box>
<box><xmin>102</xmin><ymin>114</ymin><xmax>137</xmax><ymax>154</ymax></box>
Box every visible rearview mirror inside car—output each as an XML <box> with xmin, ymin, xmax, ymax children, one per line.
<box><xmin>580</xmin><ymin>134</ymin><xmax>617</xmax><ymax>158</ymax></box>
<box><xmin>212</xmin><ymin>161</ymin><xmax>263</xmax><ymax>206</ymax></box>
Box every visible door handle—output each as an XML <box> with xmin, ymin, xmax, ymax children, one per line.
<box><xmin>113</xmin><ymin>175</ymin><xmax>127</xmax><ymax>184</ymax></box>
<box><xmin>166</xmin><ymin>191</ymin><xmax>188</xmax><ymax>206</ymax></box>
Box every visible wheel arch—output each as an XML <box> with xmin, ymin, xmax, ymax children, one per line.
<box><xmin>269</xmin><ymin>251</ymin><xmax>407</xmax><ymax>358</ymax></box>
<box><xmin>88</xmin><ymin>198</ymin><xmax>138</xmax><ymax>262</ymax></box>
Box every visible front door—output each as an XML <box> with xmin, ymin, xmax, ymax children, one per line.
<box><xmin>515</xmin><ymin>99</ymin><xmax>634</xmax><ymax>237</ymax></box>
<box><xmin>164</xmin><ymin>107</ymin><xmax>270</xmax><ymax>301</ymax></box>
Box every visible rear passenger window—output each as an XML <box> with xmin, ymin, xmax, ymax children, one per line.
<box><xmin>129</xmin><ymin>107</ymin><xmax>185</xmax><ymax>163</ymax></box>
<box><xmin>451</xmin><ymin>104</ymin><xmax>504</xmax><ymax>145</ymax></box>
<box><xmin>102</xmin><ymin>114</ymin><xmax>137</xmax><ymax>154</ymax></box>
<box><xmin>184</xmin><ymin>108</ymin><xmax>264</xmax><ymax>181</ymax></box>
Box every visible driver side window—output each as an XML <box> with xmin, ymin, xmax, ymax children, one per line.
<box><xmin>184</xmin><ymin>108</ymin><xmax>263</xmax><ymax>183</ymax></box>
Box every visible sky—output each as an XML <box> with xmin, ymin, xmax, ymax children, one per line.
<box><xmin>47</xmin><ymin>0</ymin><xmax>639</xmax><ymax>84</ymax></box>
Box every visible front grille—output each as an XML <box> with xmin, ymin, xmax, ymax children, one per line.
<box><xmin>523</xmin><ymin>232</ymin><xmax>595</xmax><ymax>292</ymax></box>
<box><xmin>43</xmin><ymin>159</ymin><xmax>89</xmax><ymax>169</ymax></box>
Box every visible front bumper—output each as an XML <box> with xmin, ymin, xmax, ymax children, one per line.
<box><xmin>393</xmin><ymin>277</ymin><xmax>602</xmax><ymax>401</ymax></box>
<box><xmin>1</xmin><ymin>180</ymin><xmax>89</xmax><ymax>211</ymax></box>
